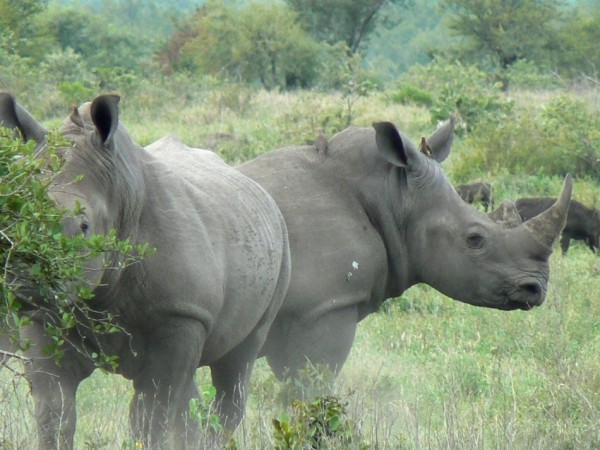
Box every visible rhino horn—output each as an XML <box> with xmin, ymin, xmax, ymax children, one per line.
<box><xmin>522</xmin><ymin>174</ymin><xmax>573</xmax><ymax>249</ymax></box>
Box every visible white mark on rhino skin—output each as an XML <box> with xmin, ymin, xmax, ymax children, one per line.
<box><xmin>352</xmin><ymin>261</ymin><xmax>359</xmax><ymax>270</ymax></box>
<box><xmin>346</xmin><ymin>272</ymin><xmax>353</xmax><ymax>281</ymax></box>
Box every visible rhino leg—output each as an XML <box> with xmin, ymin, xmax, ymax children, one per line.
<box><xmin>210</xmin><ymin>345</ymin><xmax>255</xmax><ymax>433</ymax></box>
<box><xmin>22</xmin><ymin>322</ymin><xmax>94</xmax><ymax>450</ymax></box>
<box><xmin>264</xmin><ymin>306</ymin><xmax>358</xmax><ymax>385</ymax></box>
<box><xmin>0</xmin><ymin>331</ymin><xmax>17</xmax><ymax>369</ymax></box>
<box><xmin>210</xmin><ymin>250</ymin><xmax>290</xmax><ymax>433</ymax></box>
<box><xmin>209</xmin><ymin>304</ymin><xmax>278</xmax><ymax>433</ymax></box>
<box><xmin>129</xmin><ymin>321</ymin><xmax>204</xmax><ymax>448</ymax></box>
<box><xmin>560</xmin><ymin>233</ymin><xmax>571</xmax><ymax>254</ymax></box>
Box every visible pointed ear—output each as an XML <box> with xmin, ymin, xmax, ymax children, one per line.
<box><xmin>373</xmin><ymin>121</ymin><xmax>409</xmax><ymax>167</ymax></box>
<box><xmin>0</xmin><ymin>92</ymin><xmax>47</xmax><ymax>143</ymax></box>
<box><xmin>90</xmin><ymin>94</ymin><xmax>120</xmax><ymax>145</ymax></box>
<box><xmin>0</xmin><ymin>92</ymin><xmax>20</xmax><ymax>131</ymax></box>
<box><xmin>426</xmin><ymin>116</ymin><xmax>455</xmax><ymax>163</ymax></box>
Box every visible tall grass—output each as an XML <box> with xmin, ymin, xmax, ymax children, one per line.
<box><xmin>2</xmin><ymin>247</ymin><xmax>599</xmax><ymax>448</ymax></box>
<box><xmin>1</xmin><ymin>86</ymin><xmax>600</xmax><ymax>448</ymax></box>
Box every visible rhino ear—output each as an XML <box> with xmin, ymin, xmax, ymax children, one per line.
<box><xmin>90</xmin><ymin>94</ymin><xmax>120</xmax><ymax>146</ymax></box>
<box><xmin>426</xmin><ymin>116</ymin><xmax>455</xmax><ymax>163</ymax></box>
<box><xmin>0</xmin><ymin>92</ymin><xmax>47</xmax><ymax>143</ymax></box>
<box><xmin>373</xmin><ymin>121</ymin><xmax>410</xmax><ymax>167</ymax></box>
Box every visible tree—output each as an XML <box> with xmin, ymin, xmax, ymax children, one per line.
<box><xmin>554</xmin><ymin>4</ymin><xmax>600</xmax><ymax>80</ymax></box>
<box><xmin>439</xmin><ymin>0</ymin><xmax>563</xmax><ymax>83</ymax></box>
<box><xmin>42</xmin><ymin>5</ymin><xmax>151</xmax><ymax>73</ymax></box>
<box><xmin>286</xmin><ymin>0</ymin><xmax>412</xmax><ymax>54</ymax></box>
<box><xmin>160</xmin><ymin>1</ymin><xmax>321</xmax><ymax>89</ymax></box>
<box><xmin>0</xmin><ymin>0</ymin><xmax>51</xmax><ymax>58</ymax></box>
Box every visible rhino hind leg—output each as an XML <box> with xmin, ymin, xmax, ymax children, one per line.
<box><xmin>209</xmin><ymin>345</ymin><xmax>255</xmax><ymax>433</ymax></box>
<box><xmin>209</xmin><ymin>293</ymin><xmax>285</xmax><ymax>433</ymax></box>
<box><xmin>264</xmin><ymin>306</ymin><xmax>358</xmax><ymax>392</ymax></box>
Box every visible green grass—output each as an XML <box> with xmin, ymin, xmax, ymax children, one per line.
<box><xmin>2</xmin><ymin>86</ymin><xmax>600</xmax><ymax>448</ymax></box>
<box><xmin>2</xmin><ymin>247</ymin><xmax>600</xmax><ymax>448</ymax></box>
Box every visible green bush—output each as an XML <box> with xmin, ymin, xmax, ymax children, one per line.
<box><xmin>504</xmin><ymin>59</ymin><xmax>561</xmax><ymax>90</ymax></box>
<box><xmin>400</xmin><ymin>59</ymin><xmax>514</xmax><ymax>135</ymax></box>
<box><xmin>57</xmin><ymin>80</ymin><xmax>96</xmax><ymax>107</ymax></box>
<box><xmin>450</xmin><ymin>94</ymin><xmax>600</xmax><ymax>179</ymax></box>
<box><xmin>388</xmin><ymin>83</ymin><xmax>434</xmax><ymax>107</ymax></box>
<box><xmin>272</xmin><ymin>396</ymin><xmax>360</xmax><ymax>449</ymax></box>
<box><xmin>0</xmin><ymin>129</ymin><xmax>149</xmax><ymax>368</ymax></box>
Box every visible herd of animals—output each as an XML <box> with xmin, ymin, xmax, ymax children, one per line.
<box><xmin>0</xmin><ymin>92</ymin><xmax>584</xmax><ymax>449</ymax></box>
<box><xmin>456</xmin><ymin>181</ymin><xmax>600</xmax><ymax>255</ymax></box>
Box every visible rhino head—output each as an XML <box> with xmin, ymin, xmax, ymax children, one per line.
<box><xmin>373</xmin><ymin>120</ymin><xmax>571</xmax><ymax>310</ymax></box>
<box><xmin>0</xmin><ymin>92</ymin><xmax>138</xmax><ymax>308</ymax></box>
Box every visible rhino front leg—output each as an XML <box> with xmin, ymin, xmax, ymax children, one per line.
<box><xmin>129</xmin><ymin>321</ymin><xmax>204</xmax><ymax>448</ymax></box>
<box><xmin>22</xmin><ymin>324</ymin><xmax>94</xmax><ymax>450</ymax></box>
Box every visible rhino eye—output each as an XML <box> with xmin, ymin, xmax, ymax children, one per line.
<box><xmin>80</xmin><ymin>221</ymin><xmax>89</xmax><ymax>234</ymax></box>
<box><xmin>466</xmin><ymin>232</ymin><xmax>485</xmax><ymax>249</ymax></box>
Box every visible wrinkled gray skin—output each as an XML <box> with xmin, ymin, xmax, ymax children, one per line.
<box><xmin>456</xmin><ymin>181</ymin><xmax>494</xmax><ymax>211</ymax></box>
<box><xmin>238</xmin><ymin>119</ymin><xmax>572</xmax><ymax>381</ymax></box>
<box><xmin>0</xmin><ymin>93</ymin><xmax>291</xmax><ymax>449</ymax></box>
<box><xmin>516</xmin><ymin>197</ymin><xmax>600</xmax><ymax>254</ymax></box>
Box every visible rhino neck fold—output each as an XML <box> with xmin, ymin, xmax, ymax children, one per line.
<box><xmin>358</xmin><ymin>168</ymin><xmax>414</xmax><ymax>301</ymax></box>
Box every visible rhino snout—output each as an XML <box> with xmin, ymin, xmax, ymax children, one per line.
<box><xmin>506</xmin><ymin>278</ymin><xmax>545</xmax><ymax>310</ymax></box>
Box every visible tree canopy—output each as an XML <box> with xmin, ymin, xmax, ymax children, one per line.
<box><xmin>286</xmin><ymin>0</ymin><xmax>412</xmax><ymax>54</ymax></box>
<box><xmin>439</xmin><ymin>0</ymin><xmax>563</xmax><ymax>70</ymax></box>
<box><xmin>1</xmin><ymin>0</ymin><xmax>599</xmax><ymax>96</ymax></box>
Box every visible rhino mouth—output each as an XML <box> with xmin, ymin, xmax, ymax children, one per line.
<box><xmin>500</xmin><ymin>300</ymin><xmax>536</xmax><ymax>311</ymax></box>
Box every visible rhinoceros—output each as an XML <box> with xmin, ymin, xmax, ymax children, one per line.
<box><xmin>456</xmin><ymin>181</ymin><xmax>494</xmax><ymax>211</ymax></box>
<box><xmin>516</xmin><ymin>197</ymin><xmax>600</xmax><ymax>254</ymax></box>
<box><xmin>0</xmin><ymin>93</ymin><xmax>291</xmax><ymax>448</ymax></box>
<box><xmin>237</xmin><ymin>119</ymin><xmax>571</xmax><ymax>381</ymax></box>
<box><xmin>487</xmin><ymin>200</ymin><xmax>523</xmax><ymax>228</ymax></box>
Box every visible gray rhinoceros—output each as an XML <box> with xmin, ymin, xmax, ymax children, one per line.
<box><xmin>238</xmin><ymin>119</ymin><xmax>571</xmax><ymax>381</ymax></box>
<box><xmin>456</xmin><ymin>181</ymin><xmax>494</xmax><ymax>211</ymax></box>
<box><xmin>0</xmin><ymin>93</ymin><xmax>290</xmax><ymax>449</ymax></box>
<box><xmin>516</xmin><ymin>197</ymin><xmax>600</xmax><ymax>254</ymax></box>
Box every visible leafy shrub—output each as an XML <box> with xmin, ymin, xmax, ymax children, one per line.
<box><xmin>450</xmin><ymin>94</ymin><xmax>600</xmax><ymax>179</ymax></box>
<box><xmin>504</xmin><ymin>59</ymin><xmax>561</xmax><ymax>90</ymax></box>
<box><xmin>0</xmin><ymin>130</ymin><xmax>150</xmax><ymax>368</ymax></box>
<box><xmin>188</xmin><ymin>383</ymin><xmax>222</xmax><ymax>433</ymax></box>
<box><xmin>388</xmin><ymin>83</ymin><xmax>434</xmax><ymax>107</ymax></box>
<box><xmin>272</xmin><ymin>396</ymin><xmax>359</xmax><ymax>449</ymax></box>
<box><xmin>57</xmin><ymin>80</ymin><xmax>96</xmax><ymax>107</ymax></box>
<box><xmin>400</xmin><ymin>59</ymin><xmax>514</xmax><ymax>134</ymax></box>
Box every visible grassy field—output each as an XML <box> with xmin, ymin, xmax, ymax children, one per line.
<box><xmin>1</xmin><ymin>86</ymin><xmax>600</xmax><ymax>448</ymax></box>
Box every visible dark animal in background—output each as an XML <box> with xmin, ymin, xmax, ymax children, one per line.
<box><xmin>488</xmin><ymin>200</ymin><xmax>523</xmax><ymax>229</ymax></box>
<box><xmin>516</xmin><ymin>197</ymin><xmax>600</xmax><ymax>255</ymax></box>
<box><xmin>0</xmin><ymin>93</ymin><xmax>291</xmax><ymax>448</ymax></box>
<box><xmin>239</xmin><ymin>116</ymin><xmax>572</xmax><ymax>384</ymax></box>
<box><xmin>456</xmin><ymin>182</ymin><xmax>494</xmax><ymax>211</ymax></box>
